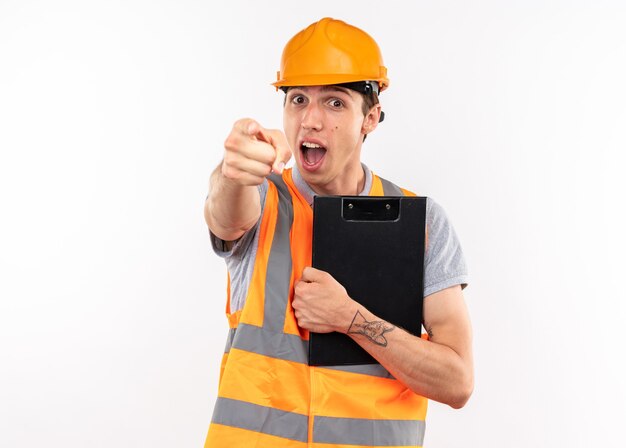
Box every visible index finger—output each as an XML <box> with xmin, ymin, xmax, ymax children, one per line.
<box><xmin>246</xmin><ymin>120</ymin><xmax>272</xmax><ymax>143</ymax></box>
<box><xmin>234</xmin><ymin>119</ymin><xmax>292</xmax><ymax>174</ymax></box>
<box><xmin>232</xmin><ymin>119</ymin><xmax>272</xmax><ymax>144</ymax></box>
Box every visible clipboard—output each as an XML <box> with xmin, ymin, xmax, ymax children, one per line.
<box><xmin>309</xmin><ymin>195</ymin><xmax>426</xmax><ymax>366</ymax></box>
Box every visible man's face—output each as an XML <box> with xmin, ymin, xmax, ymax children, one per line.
<box><xmin>283</xmin><ymin>85</ymin><xmax>375</xmax><ymax>195</ymax></box>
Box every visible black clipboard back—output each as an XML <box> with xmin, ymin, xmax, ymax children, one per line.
<box><xmin>309</xmin><ymin>195</ymin><xmax>426</xmax><ymax>366</ymax></box>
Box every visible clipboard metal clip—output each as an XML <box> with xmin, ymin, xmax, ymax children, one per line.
<box><xmin>342</xmin><ymin>197</ymin><xmax>400</xmax><ymax>222</ymax></box>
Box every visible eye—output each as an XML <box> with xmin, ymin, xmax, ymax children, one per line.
<box><xmin>328</xmin><ymin>98</ymin><xmax>344</xmax><ymax>109</ymax></box>
<box><xmin>290</xmin><ymin>95</ymin><xmax>306</xmax><ymax>105</ymax></box>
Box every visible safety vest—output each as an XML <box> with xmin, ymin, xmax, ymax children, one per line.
<box><xmin>205</xmin><ymin>168</ymin><xmax>428</xmax><ymax>448</ymax></box>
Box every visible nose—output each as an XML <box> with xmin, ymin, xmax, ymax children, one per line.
<box><xmin>301</xmin><ymin>102</ymin><xmax>323</xmax><ymax>131</ymax></box>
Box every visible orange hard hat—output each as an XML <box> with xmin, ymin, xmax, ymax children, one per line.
<box><xmin>272</xmin><ymin>17</ymin><xmax>389</xmax><ymax>93</ymax></box>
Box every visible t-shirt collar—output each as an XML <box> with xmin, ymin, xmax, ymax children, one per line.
<box><xmin>291</xmin><ymin>163</ymin><xmax>373</xmax><ymax>207</ymax></box>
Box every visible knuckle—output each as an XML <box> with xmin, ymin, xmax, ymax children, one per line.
<box><xmin>224</xmin><ymin>133</ymin><xmax>239</xmax><ymax>151</ymax></box>
<box><xmin>296</xmin><ymin>283</ymin><xmax>306</xmax><ymax>294</ymax></box>
<box><xmin>221</xmin><ymin>159</ymin><xmax>236</xmax><ymax>177</ymax></box>
<box><xmin>222</xmin><ymin>150</ymin><xmax>235</xmax><ymax>164</ymax></box>
<box><xmin>221</xmin><ymin>163</ymin><xmax>232</xmax><ymax>177</ymax></box>
<box><xmin>221</xmin><ymin>162</ymin><xmax>244</xmax><ymax>183</ymax></box>
<box><xmin>222</xmin><ymin>167</ymin><xmax>239</xmax><ymax>181</ymax></box>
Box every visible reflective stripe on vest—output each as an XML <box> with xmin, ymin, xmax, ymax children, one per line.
<box><xmin>206</xmin><ymin>170</ymin><xmax>427</xmax><ymax>448</ymax></box>
<box><xmin>212</xmin><ymin>396</ymin><xmax>425</xmax><ymax>446</ymax></box>
<box><xmin>212</xmin><ymin>397</ymin><xmax>309</xmax><ymax>443</ymax></box>
<box><xmin>379</xmin><ymin>176</ymin><xmax>403</xmax><ymax>196</ymax></box>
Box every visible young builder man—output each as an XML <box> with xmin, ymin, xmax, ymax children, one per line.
<box><xmin>203</xmin><ymin>17</ymin><xmax>473</xmax><ymax>448</ymax></box>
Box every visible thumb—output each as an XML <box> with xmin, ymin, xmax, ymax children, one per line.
<box><xmin>301</xmin><ymin>266</ymin><xmax>324</xmax><ymax>283</ymax></box>
<box><xmin>263</xmin><ymin>129</ymin><xmax>292</xmax><ymax>174</ymax></box>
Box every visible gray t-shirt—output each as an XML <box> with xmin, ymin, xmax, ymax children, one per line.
<box><xmin>211</xmin><ymin>165</ymin><xmax>468</xmax><ymax>313</ymax></box>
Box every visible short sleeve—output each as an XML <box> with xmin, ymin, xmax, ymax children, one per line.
<box><xmin>423</xmin><ymin>198</ymin><xmax>469</xmax><ymax>297</ymax></box>
<box><xmin>208</xmin><ymin>180</ymin><xmax>269</xmax><ymax>313</ymax></box>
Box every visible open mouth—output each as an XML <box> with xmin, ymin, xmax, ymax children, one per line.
<box><xmin>301</xmin><ymin>141</ymin><xmax>327</xmax><ymax>170</ymax></box>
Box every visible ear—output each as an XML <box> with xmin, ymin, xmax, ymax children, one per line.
<box><xmin>361</xmin><ymin>103</ymin><xmax>382</xmax><ymax>135</ymax></box>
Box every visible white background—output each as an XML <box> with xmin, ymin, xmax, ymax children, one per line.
<box><xmin>1</xmin><ymin>1</ymin><xmax>625</xmax><ymax>446</ymax></box>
